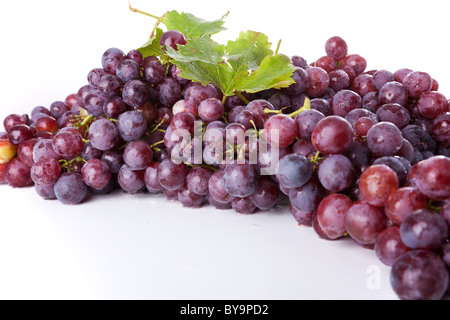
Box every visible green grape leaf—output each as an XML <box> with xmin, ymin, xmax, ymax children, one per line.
<box><xmin>164</xmin><ymin>11</ymin><xmax>226</xmax><ymax>38</ymax></box>
<box><xmin>234</xmin><ymin>54</ymin><xmax>296</xmax><ymax>93</ymax></box>
<box><xmin>138</xmin><ymin>28</ymin><xmax>165</xmax><ymax>58</ymax></box>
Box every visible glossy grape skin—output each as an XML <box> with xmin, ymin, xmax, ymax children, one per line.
<box><xmin>232</xmin><ymin>197</ymin><xmax>257</xmax><ymax>215</ymax></box>
<box><xmin>342</xmin><ymin>54</ymin><xmax>367</xmax><ymax>75</ymax></box>
<box><xmin>143</xmin><ymin>56</ymin><xmax>165</xmax><ymax>84</ymax></box>
<box><xmin>375</xmin><ymin>227</ymin><xmax>410</xmax><ymax>267</ymax></box>
<box><xmin>160</xmin><ymin>30</ymin><xmax>187</xmax><ymax>51</ymax></box>
<box><xmin>372</xmin><ymin>70</ymin><xmax>395</xmax><ymax>91</ymax></box>
<box><xmin>263</xmin><ymin>114</ymin><xmax>298</xmax><ymax>148</ymax></box>
<box><xmin>97</xmin><ymin>74</ymin><xmax>122</xmax><ymax>98</ymax></box>
<box><xmin>176</xmin><ymin>184</ymin><xmax>204</xmax><ymax>208</ymax></box>
<box><xmin>222</xmin><ymin>163</ymin><xmax>258</xmax><ymax>198</ymax></box>
<box><xmin>375</xmin><ymin>103</ymin><xmax>409</xmax><ymax>130</ymax></box>
<box><xmin>415</xmin><ymin>156</ymin><xmax>450</xmax><ymax>201</ymax></box>
<box><xmin>245</xmin><ymin>100</ymin><xmax>275</xmax><ymax>129</ymax></box>
<box><xmin>117</xmin><ymin>111</ymin><xmax>147</xmax><ymax>142</ymax></box>
<box><xmin>198</xmin><ymin>98</ymin><xmax>225</xmax><ymax>122</ymax></box>
<box><xmin>123</xmin><ymin>140</ymin><xmax>153</xmax><ymax>171</ymax></box>
<box><xmin>88</xmin><ymin>119</ymin><xmax>119</xmax><ymax>151</ymax></box>
<box><xmin>33</xmin><ymin>139</ymin><xmax>62</xmax><ymax>163</ymax></box>
<box><xmin>289</xmin><ymin>177</ymin><xmax>325</xmax><ymax>213</ymax></box>
<box><xmin>184</xmin><ymin>83</ymin><xmax>219</xmax><ymax>106</ymax></box>
<box><xmin>391</xmin><ymin>250</ymin><xmax>449</xmax><ymax>300</ymax></box>
<box><xmin>83</xmin><ymin>90</ymin><xmax>107</xmax><ymax>116</ymax></box>
<box><xmin>144</xmin><ymin>162</ymin><xmax>162</xmax><ymax>193</ymax></box>
<box><xmin>81</xmin><ymin>159</ymin><xmax>112</xmax><ymax>190</ymax></box>
<box><xmin>276</xmin><ymin>153</ymin><xmax>313</xmax><ymax>189</ymax></box>
<box><xmin>122</xmin><ymin>80</ymin><xmax>150</xmax><ymax>109</ymax></box>
<box><xmin>359</xmin><ymin>165</ymin><xmax>399</xmax><ymax>207</ymax></box>
<box><xmin>384</xmin><ymin>187</ymin><xmax>427</xmax><ymax>225</ymax></box>
<box><xmin>17</xmin><ymin>139</ymin><xmax>38</xmax><ymax>168</ymax></box>
<box><xmin>316</xmin><ymin>194</ymin><xmax>352</xmax><ymax>240</ymax></box>
<box><xmin>117</xmin><ymin>164</ymin><xmax>145</xmax><ymax>194</ymax></box>
<box><xmin>126</xmin><ymin>49</ymin><xmax>143</xmax><ymax>65</ymax></box>
<box><xmin>366</xmin><ymin>122</ymin><xmax>403</xmax><ymax>157</ymax></box>
<box><xmin>351</xmin><ymin>74</ymin><xmax>376</xmax><ymax>98</ymax></box>
<box><xmin>3</xmin><ymin>114</ymin><xmax>27</xmax><ymax>132</ymax></box>
<box><xmin>157</xmin><ymin>77</ymin><xmax>183</xmax><ymax>107</ymax></box>
<box><xmin>101</xmin><ymin>48</ymin><xmax>126</xmax><ymax>75</ymax></box>
<box><xmin>345</xmin><ymin>201</ymin><xmax>387</xmax><ymax>245</ymax></box>
<box><xmin>286</xmin><ymin>68</ymin><xmax>310</xmax><ymax>96</ymax></box>
<box><xmin>400</xmin><ymin>209</ymin><xmax>448</xmax><ymax>251</ymax></box>
<box><xmin>402</xmin><ymin>124</ymin><xmax>436</xmax><ymax>153</ymax></box>
<box><xmin>305</xmin><ymin>67</ymin><xmax>330</xmax><ymax>98</ymax></box>
<box><xmin>208</xmin><ymin>169</ymin><xmax>235</xmax><ymax>204</ymax></box>
<box><xmin>116</xmin><ymin>59</ymin><xmax>140</xmax><ymax>83</ymax></box>
<box><xmin>378</xmin><ymin>81</ymin><xmax>409</xmax><ymax>106</ymax></box>
<box><xmin>4</xmin><ymin>158</ymin><xmax>33</xmax><ymax>187</ymax></box>
<box><xmin>290</xmin><ymin>204</ymin><xmax>314</xmax><ymax>227</ymax></box>
<box><xmin>318</xmin><ymin>154</ymin><xmax>355</xmax><ymax>192</ymax></box>
<box><xmin>310</xmin><ymin>98</ymin><xmax>331</xmax><ymax>116</ymax></box>
<box><xmin>35</xmin><ymin>184</ymin><xmax>56</xmax><ymax>200</ymax></box>
<box><xmin>311</xmin><ymin>116</ymin><xmax>353</xmax><ymax>155</ymax></box>
<box><xmin>295</xmin><ymin>110</ymin><xmax>325</xmax><ymax>141</ymax></box>
<box><xmin>403</xmin><ymin>71</ymin><xmax>433</xmax><ymax>98</ymax></box>
<box><xmin>328</xmin><ymin>70</ymin><xmax>350</xmax><ymax>92</ymax></box>
<box><xmin>7</xmin><ymin>124</ymin><xmax>34</xmax><ymax>145</ymax></box>
<box><xmin>249</xmin><ymin>178</ymin><xmax>279</xmax><ymax>211</ymax></box>
<box><xmin>186</xmin><ymin>167</ymin><xmax>212</xmax><ymax>196</ymax></box>
<box><xmin>291</xmin><ymin>56</ymin><xmax>308</xmax><ymax>69</ymax></box>
<box><xmin>49</xmin><ymin>101</ymin><xmax>70</xmax><ymax>119</ymax></box>
<box><xmin>325</xmin><ymin>36</ymin><xmax>348</xmax><ymax>60</ymax></box>
<box><xmin>52</xmin><ymin>131</ymin><xmax>83</xmax><ymax>159</ymax></box>
<box><xmin>417</xmin><ymin>91</ymin><xmax>448</xmax><ymax>119</ymax></box>
<box><xmin>54</xmin><ymin>172</ymin><xmax>88</xmax><ymax>205</ymax></box>
<box><xmin>30</xmin><ymin>158</ymin><xmax>61</xmax><ymax>186</ymax></box>
<box><xmin>330</xmin><ymin>89</ymin><xmax>362</xmax><ymax>117</ymax></box>
<box><xmin>157</xmin><ymin>159</ymin><xmax>189</xmax><ymax>191</ymax></box>
<box><xmin>393</xmin><ymin>68</ymin><xmax>413</xmax><ymax>83</ymax></box>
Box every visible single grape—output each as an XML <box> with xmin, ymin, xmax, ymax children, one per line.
<box><xmin>0</xmin><ymin>139</ymin><xmax>17</xmax><ymax>164</ymax></box>
<box><xmin>3</xmin><ymin>114</ymin><xmax>27</xmax><ymax>132</ymax></box>
<box><xmin>276</xmin><ymin>153</ymin><xmax>313</xmax><ymax>189</ymax></box>
<box><xmin>184</xmin><ymin>83</ymin><xmax>219</xmax><ymax>106</ymax></box>
<box><xmin>52</xmin><ymin>131</ymin><xmax>83</xmax><ymax>159</ymax></box>
<box><xmin>378</xmin><ymin>81</ymin><xmax>409</xmax><ymax>106</ymax></box>
<box><xmin>158</xmin><ymin>159</ymin><xmax>189</xmax><ymax>191</ymax></box>
<box><xmin>402</xmin><ymin>124</ymin><xmax>436</xmax><ymax>152</ymax></box>
<box><xmin>122</xmin><ymin>80</ymin><xmax>150</xmax><ymax>109</ymax></box>
<box><xmin>305</xmin><ymin>67</ymin><xmax>330</xmax><ymax>98</ymax></box>
<box><xmin>331</xmin><ymin>89</ymin><xmax>362</xmax><ymax>117</ymax></box>
<box><xmin>157</xmin><ymin>77</ymin><xmax>183</xmax><ymax>107</ymax></box>
<box><xmin>245</xmin><ymin>100</ymin><xmax>275</xmax><ymax>129</ymax></box>
<box><xmin>222</xmin><ymin>163</ymin><xmax>258</xmax><ymax>198</ymax></box>
<box><xmin>352</xmin><ymin>74</ymin><xmax>376</xmax><ymax>98</ymax></box>
<box><xmin>249</xmin><ymin>178</ymin><xmax>279</xmax><ymax>211</ymax></box>
<box><xmin>342</xmin><ymin>54</ymin><xmax>367</xmax><ymax>75</ymax></box>
<box><xmin>372</xmin><ymin>70</ymin><xmax>395</xmax><ymax>91</ymax></box>
<box><xmin>101</xmin><ymin>48</ymin><xmax>126</xmax><ymax>75</ymax></box>
<box><xmin>17</xmin><ymin>139</ymin><xmax>38</xmax><ymax>168</ymax></box>
<box><xmin>318</xmin><ymin>154</ymin><xmax>355</xmax><ymax>192</ymax></box>
<box><xmin>84</xmin><ymin>89</ymin><xmax>107</xmax><ymax>116</ymax></box>
<box><xmin>97</xmin><ymin>74</ymin><xmax>122</xmax><ymax>98</ymax></box>
<box><xmin>394</xmin><ymin>68</ymin><xmax>413</xmax><ymax>83</ymax></box>
<box><xmin>328</xmin><ymin>69</ymin><xmax>350</xmax><ymax>92</ymax></box>
<box><xmin>359</xmin><ymin>164</ymin><xmax>399</xmax><ymax>207</ymax></box>
<box><xmin>264</xmin><ymin>114</ymin><xmax>298</xmax><ymax>148</ymax></box>
<box><xmin>391</xmin><ymin>250</ymin><xmax>449</xmax><ymax>300</ymax></box>
<box><xmin>375</xmin><ymin>227</ymin><xmax>410</xmax><ymax>266</ymax></box>
<box><xmin>372</xmin><ymin>156</ymin><xmax>408</xmax><ymax>186</ymax></box>
<box><xmin>415</xmin><ymin>156</ymin><xmax>450</xmax><ymax>201</ymax></box>
<box><xmin>292</xmin><ymin>139</ymin><xmax>317</xmax><ymax>159</ymax></box>
<box><xmin>316</xmin><ymin>194</ymin><xmax>353</xmax><ymax>240</ymax></box>
<box><xmin>116</xmin><ymin>59</ymin><xmax>140</xmax><ymax>83</ymax></box>
<box><xmin>7</xmin><ymin>124</ymin><xmax>34</xmax><ymax>145</ymax></box>
<box><xmin>400</xmin><ymin>209</ymin><xmax>448</xmax><ymax>251</ymax></box>
<box><xmin>286</xmin><ymin>68</ymin><xmax>310</xmax><ymax>96</ymax></box>
<box><xmin>345</xmin><ymin>201</ymin><xmax>387</xmax><ymax>245</ymax></box>
<box><xmin>295</xmin><ymin>110</ymin><xmax>325</xmax><ymax>140</ymax></box>
<box><xmin>403</xmin><ymin>71</ymin><xmax>433</xmax><ymax>98</ymax></box>
<box><xmin>291</xmin><ymin>56</ymin><xmax>308</xmax><ymax>69</ymax></box>
<box><xmin>311</xmin><ymin>116</ymin><xmax>353</xmax><ymax>155</ymax></box>
<box><xmin>143</xmin><ymin>57</ymin><xmax>165</xmax><ymax>84</ymax></box>
<box><xmin>232</xmin><ymin>197</ymin><xmax>257</xmax><ymax>215</ymax></box>
<box><xmin>144</xmin><ymin>162</ymin><xmax>162</xmax><ymax>193</ymax></box>
<box><xmin>355</xmin><ymin>117</ymin><xmax>376</xmax><ymax>136</ymax></box>
<box><xmin>315</xmin><ymin>56</ymin><xmax>337</xmax><ymax>73</ymax></box>
<box><xmin>49</xmin><ymin>101</ymin><xmax>70</xmax><ymax>119</ymax></box>
<box><xmin>30</xmin><ymin>158</ymin><xmax>61</xmax><ymax>186</ymax></box>
<box><xmin>208</xmin><ymin>169</ymin><xmax>236</xmax><ymax>204</ymax></box>
<box><xmin>376</xmin><ymin>104</ymin><xmax>410</xmax><ymax>129</ymax></box>
<box><xmin>172</xmin><ymin>100</ymin><xmax>198</xmax><ymax>117</ymax></box>
<box><xmin>88</xmin><ymin>118</ymin><xmax>119</xmax><ymax>151</ymax></box>
<box><xmin>198</xmin><ymin>98</ymin><xmax>225</xmax><ymax>122</ymax></box>
<box><xmin>35</xmin><ymin>184</ymin><xmax>56</xmax><ymax>200</ymax></box>
<box><xmin>127</xmin><ymin>49</ymin><xmax>143</xmax><ymax>65</ymax></box>
<box><xmin>117</xmin><ymin>111</ymin><xmax>147</xmax><ymax>142</ymax></box>
<box><xmin>325</xmin><ymin>36</ymin><xmax>348</xmax><ymax>60</ymax></box>
<box><xmin>366</xmin><ymin>122</ymin><xmax>403</xmax><ymax>157</ymax></box>
<box><xmin>290</xmin><ymin>204</ymin><xmax>314</xmax><ymax>227</ymax></box>
<box><xmin>310</xmin><ymin>98</ymin><xmax>331</xmax><ymax>116</ymax></box>
<box><xmin>160</xmin><ymin>30</ymin><xmax>187</xmax><ymax>51</ymax></box>
<box><xmin>118</xmin><ymin>164</ymin><xmax>145</xmax><ymax>194</ymax></box>
<box><xmin>54</xmin><ymin>172</ymin><xmax>88</xmax><ymax>205</ymax></box>
<box><xmin>417</xmin><ymin>91</ymin><xmax>448</xmax><ymax>119</ymax></box>
<box><xmin>101</xmin><ymin>149</ymin><xmax>124</xmax><ymax>174</ymax></box>
<box><xmin>123</xmin><ymin>140</ymin><xmax>153</xmax><ymax>171</ymax></box>
<box><xmin>178</xmin><ymin>184</ymin><xmax>204</xmax><ymax>208</ymax></box>
<box><xmin>385</xmin><ymin>187</ymin><xmax>427</xmax><ymax>225</ymax></box>
<box><xmin>4</xmin><ymin>158</ymin><xmax>33</xmax><ymax>187</ymax></box>
<box><xmin>81</xmin><ymin>159</ymin><xmax>112</xmax><ymax>190</ymax></box>
<box><xmin>186</xmin><ymin>167</ymin><xmax>213</xmax><ymax>196</ymax></box>
<box><xmin>289</xmin><ymin>177</ymin><xmax>324</xmax><ymax>213</ymax></box>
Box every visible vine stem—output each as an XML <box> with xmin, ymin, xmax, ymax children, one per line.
<box><xmin>128</xmin><ymin>1</ymin><xmax>164</xmax><ymax>22</ymax></box>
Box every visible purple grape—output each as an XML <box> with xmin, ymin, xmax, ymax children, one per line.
<box><xmin>289</xmin><ymin>177</ymin><xmax>325</xmax><ymax>213</ymax></box>
<box><xmin>375</xmin><ymin>227</ymin><xmax>410</xmax><ymax>266</ymax></box>
<box><xmin>118</xmin><ymin>164</ymin><xmax>145</xmax><ymax>194</ymax></box>
<box><xmin>286</xmin><ymin>68</ymin><xmax>309</xmax><ymax>96</ymax></box>
<box><xmin>318</xmin><ymin>154</ymin><xmax>355</xmax><ymax>192</ymax></box>
<box><xmin>378</xmin><ymin>81</ymin><xmax>409</xmax><ymax>106</ymax></box>
<box><xmin>394</xmin><ymin>68</ymin><xmax>413</xmax><ymax>83</ymax></box>
<box><xmin>35</xmin><ymin>184</ymin><xmax>56</xmax><ymax>200</ymax></box>
<box><xmin>178</xmin><ymin>184</ymin><xmax>204</xmax><ymax>208</ymax></box>
<box><xmin>342</xmin><ymin>54</ymin><xmax>367</xmax><ymax>75</ymax></box>
<box><xmin>122</xmin><ymin>80</ymin><xmax>150</xmax><ymax>109</ymax></box>
<box><xmin>103</xmin><ymin>96</ymin><xmax>128</xmax><ymax>119</ymax></box>
<box><xmin>157</xmin><ymin>159</ymin><xmax>189</xmax><ymax>191</ymax></box>
<box><xmin>418</xmin><ymin>91</ymin><xmax>448</xmax><ymax>119</ymax></box>
<box><xmin>101</xmin><ymin>48</ymin><xmax>126</xmax><ymax>75</ymax></box>
<box><xmin>295</xmin><ymin>109</ymin><xmax>325</xmax><ymax>140</ymax></box>
<box><xmin>84</xmin><ymin>90</ymin><xmax>107</xmax><ymax>116</ymax></box>
<box><xmin>117</xmin><ymin>59</ymin><xmax>141</xmax><ymax>83</ymax></box>
<box><xmin>291</xmin><ymin>56</ymin><xmax>308</xmax><ymax>69</ymax></box>
<box><xmin>249</xmin><ymin>178</ymin><xmax>279</xmax><ymax>211</ymax></box>
<box><xmin>144</xmin><ymin>162</ymin><xmax>162</xmax><ymax>193</ymax></box>
<box><xmin>366</xmin><ymin>122</ymin><xmax>403</xmax><ymax>157</ymax></box>
<box><xmin>4</xmin><ymin>158</ymin><xmax>32</xmax><ymax>187</ymax></box>
<box><xmin>328</xmin><ymin>69</ymin><xmax>350</xmax><ymax>92</ymax></box>
<box><xmin>208</xmin><ymin>169</ymin><xmax>235</xmax><ymax>204</ymax></box>
<box><xmin>310</xmin><ymin>98</ymin><xmax>331</xmax><ymax>116</ymax></box>
<box><xmin>97</xmin><ymin>74</ymin><xmax>122</xmax><ymax>97</ymax></box>
<box><xmin>402</xmin><ymin>124</ymin><xmax>436</xmax><ymax>152</ymax></box>
<box><xmin>81</xmin><ymin>142</ymin><xmax>102</xmax><ymax>161</ymax></box>
<box><xmin>325</xmin><ymin>36</ymin><xmax>348</xmax><ymax>60</ymax></box>
<box><xmin>391</xmin><ymin>250</ymin><xmax>448</xmax><ymax>300</ymax></box>
<box><xmin>123</xmin><ymin>140</ymin><xmax>153</xmax><ymax>170</ymax></box>
<box><xmin>81</xmin><ymin>159</ymin><xmax>112</xmax><ymax>190</ymax></box>
<box><xmin>17</xmin><ymin>139</ymin><xmax>38</xmax><ymax>168</ymax></box>
<box><xmin>88</xmin><ymin>118</ymin><xmax>119</xmax><ymax>151</ymax></box>
<box><xmin>127</xmin><ymin>49</ymin><xmax>143</xmax><ymax>65</ymax></box>
<box><xmin>33</xmin><ymin>139</ymin><xmax>62</xmax><ymax>162</ymax></box>
<box><xmin>269</xmin><ymin>91</ymin><xmax>291</xmax><ymax>110</ymax></box>
<box><xmin>30</xmin><ymin>158</ymin><xmax>61</xmax><ymax>186</ymax></box>
<box><xmin>362</xmin><ymin>91</ymin><xmax>381</xmax><ymax>112</ymax></box>
<box><xmin>305</xmin><ymin>67</ymin><xmax>330</xmax><ymax>98</ymax></box>
<box><xmin>52</xmin><ymin>131</ymin><xmax>83</xmax><ymax>159</ymax></box>
<box><xmin>7</xmin><ymin>124</ymin><xmax>33</xmax><ymax>145</ymax></box>
<box><xmin>223</xmin><ymin>163</ymin><xmax>258</xmax><ymax>198</ymax></box>
<box><xmin>54</xmin><ymin>172</ymin><xmax>88</xmax><ymax>205</ymax></box>
<box><xmin>184</xmin><ymin>83</ymin><xmax>219</xmax><ymax>106</ymax></box>
<box><xmin>101</xmin><ymin>149</ymin><xmax>124</xmax><ymax>174</ymax></box>
<box><xmin>160</xmin><ymin>30</ymin><xmax>187</xmax><ymax>51</ymax></box>
<box><xmin>351</xmin><ymin>74</ymin><xmax>376</xmax><ymax>98</ymax></box>
<box><xmin>157</xmin><ymin>77</ymin><xmax>182</xmax><ymax>107</ymax></box>
<box><xmin>186</xmin><ymin>167</ymin><xmax>213</xmax><ymax>196</ymax></box>
<box><xmin>245</xmin><ymin>100</ymin><xmax>274</xmax><ymax>129</ymax></box>
<box><xmin>143</xmin><ymin>57</ymin><xmax>165</xmax><ymax>84</ymax></box>
<box><xmin>316</xmin><ymin>194</ymin><xmax>353</xmax><ymax>240</ymax></box>
<box><xmin>403</xmin><ymin>71</ymin><xmax>433</xmax><ymax>98</ymax></box>
<box><xmin>345</xmin><ymin>108</ymin><xmax>378</xmax><ymax>131</ymax></box>
<box><xmin>276</xmin><ymin>153</ymin><xmax>313</xmax><ymax>189</ymax></box>
<box><xmin>372</xmin><ymin>70</ymin><xmax>394</xmax><ymax>91</ymax></box>
<box><xmin>415</xmin><ymin>156</ymin><xmax>450</xmax><ymax>201</ymax></box>
<box><xmin>232</xmin><ymin>197</ymin><xmax>257</xmax><ymax>215</ymax></box>
<box><xmin>49</xmin><ymin>101</ymin><xmax>70</xmax><ymax>119</ymax></box>
<box><xmin>117</xmin><ymin>111</ymin><xmax>147</xmax><ymax>142</ymax></box>
<box><xmin>311</xmin><ymin>116</ymin><xmax>353</xmax><ymax>155</ymax></box>
<box><xmin>290</xmin><ymin>204</ymin><xmax>314</xmax><ymax>227</ymax></box>
<box><xmin>345</xmin><ymin>201</ymin><xmax>386</xmax><ymax>245</ymax></box>
<box><xmin>264</xmin><ymin>114</ymin><xmax>298</xmax><ymax>148</ymax></box>
<box><xmin>376</xmin><ymin>103</ymin><xmax>410</xmax><ymax>129</ymax></box>
<box><xmin>198</xmin><ymin>98</ymin><xmax>225</xmax><ymax>122</ymax></box>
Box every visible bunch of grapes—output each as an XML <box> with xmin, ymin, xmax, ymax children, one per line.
<box><xmin>1</xmin><ymin>31</ymin><xmax>449</xmax><ymax>300</ymax></box>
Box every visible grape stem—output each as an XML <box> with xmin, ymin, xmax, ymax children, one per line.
<box><xmin>128</xmin><ymin>1</ymin><xmax>164</xmax><ymax>22</ymax></box>
<box><xmin>234</xmin><ymin>91</ymin><xmax>250</xmax><ymax>105</ymax></box>
<box><xmin>428</xmin><ymin>200</ymin><xmax>442</xmax><ymax>213</ymax></box>
<box><xmin>275</xmin><ymin>39</ymin><xmax>282</xmax><ymax>55</ymax></box>
<box><xmin>58</xmin><ymin>155</ymin><xmax>87</xmax><ymax>171</ymax></box>
<box><xmin>288</xmin><ymin>97</ymin><xmax>311</xmax><ymax>118</ymax></box>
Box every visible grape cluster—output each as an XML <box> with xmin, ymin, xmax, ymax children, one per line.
<box><xmin>1</xmin><ymin>33</ymin><xmax>450</xmax><ymax>300</ymax></box>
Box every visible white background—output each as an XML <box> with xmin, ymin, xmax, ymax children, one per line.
<box><xmin>0</xmin><ymin>0</ymin><xmax>448</xmax><ymax>300</ymax></box>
